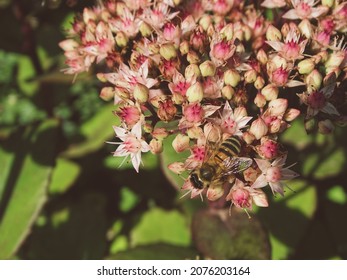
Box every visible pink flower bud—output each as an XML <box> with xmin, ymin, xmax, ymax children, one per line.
<box><xmin>261</xmin><ymin>84</ymin><xmax>279</xmax><ymax>101</ymax></box>
<box><xmin>318</xmin><ymin>119</ymin><xmax>335</xmax><ymax>134</ymax></box>
<box><xmin>305</xmin><ymin>69</ymin><xmax>322</xmax><ymax>91</ymax></box>
<box><xmin>224</xmin><ymin>69</ymin><xmax>241</xmax><ymax>87</ymax></box>
<box><xmin>250</xmin><ymin>117</ymin><xmax>268</xmax><ymax>140</ymax></box>
<box><xmin>284</xmin><ymin>108</ymin><xmax>301</xmax><ymax>122</ymax></box>
<box><xmin>266</xmin><ymin>25</ymin><xmax>282</xmax><ymax>41</ymax></box>
<box><xmin>199</xmin><ymin>60</ymin><xmax>216</xmax><ymax>77</ymax></box>
<box><xmin>257</xmin><ymin>138</ymin><xmax>279</xmax><ymax>159</ymax></box>
<box><xmin>254</xmin><ymin>76</ymin><xmax>265</xmax><ymax>90</ymax></box>
<box><xmin>172</xmin><ymin>134</ymin><xmax>190</xmax><ymax>153</ymax></box>
<box><xmin>133</xmin><ymin>83</ymin><xmax>149</xmax><ymax>103</ymax></box>
<box><xmin>179</xmin><ymin>40</ymin><xmax>189</xmax><ymax>55</ymax></box>
<box><xmin>186</xmin><ymin>82</ymin><xmax>204</xmax><ymax>103</ymax></box>
<box><xmin>243</xmin><ymin>167</ymin><xmax>258</xmax><ymax>183</ymax></box>
<box><xmin>298</xmin><ymin>59</ymin><xmax>315</xmax><ymax>74</ymax></box>
<box><xmin>221</xmin><ymin>85</ymin><xmax>235</xmax><ymax>100</ymax></box>
<box><xmin>206</xmin><ymin>185</ymin><xmax>225</xmax><ymax>201</ymax></box>
<box><xmin>160</xmin><ymin>43</ymin><xmax>177</xmax><ymax>61</ymax></box>
<box><xmin>116</xmin><ymin>106</ymin><xmax>141</xmax><ymax>127</ymax></box>
<box><xmin>307</xmin><ymin>91</ymin><xmax>326</xmax><ymax>110</ymax></box>
<box><xmin>257</xmin><ymin>49</ymin><xmax>268</xmax><ymax>65</ymax></box>
<box><xmin>271</xmin><ymin>67</ymin><xmax>288</xmax><ymax>87</ymax></box>
<box><xmin>168</xmin><ymin>162</ymin><xmax>186</xmax><ymax>175</ymax></box>
<box><xmin>150</xmin><ymin>138</ymin><xmax>163</xmax><ymax>154</ymax></box>
<box><xmin>99</xmin><ymin>87</ymin><xmax>115</xmax><ymax>101</ymax></box>
<box><xmin>244</xmin><ymin>69</ymin><xmax>257</xmax><ymax>84</ymax></box>
<box><xmin>157</xmin><ymin>99</ymin><xmax>177</xmax><ymax>122</ymax></box>
<box><xmin>254</xmin><ymin>92</ymin><xmax>266</xmax><ymax>108</ymax></box>
<box><xmin>242</xmin><ymin>131</ymin><xmax>256</xmax><ymax>144</ymax></box>
<box><xmin>152</xmin><ymin>128</ymin><xmax>169</xmax><ymax>140</ymax></box>
<box><xmin>184</xmin><ymin>103</ymin><xmax>204</xmax><ymax>123</ymax></box>
<box><xmin>115</xmin><ymin>32</ymin><xmax>129</xmax><ymax>47</ymax></box>
<box><xmin>268</xmin><ymin>98</ymin><xmax>288</xmax><ymax>116</ymax></box>
<box><xmin>185</xmin><ymin>64</ymin><xmax>200</xmax><ymax>79</ymax></box>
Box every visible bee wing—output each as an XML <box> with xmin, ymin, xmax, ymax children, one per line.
<box><xmin>222</xmin><ymin>157</ymin><xmax>253</xmax><ymax>176</ymax></box>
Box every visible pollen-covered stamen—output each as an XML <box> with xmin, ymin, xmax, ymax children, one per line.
<box><xmin>296</xmin><ymin>2</ymin><xmax>312</xmax><ymax>18</ymax></box>
<box><xmin>184</xmin><ymin>103</ymin><xmax>204</xmax><ymax>123</ymax></box>
<box><xmin>124</xmin><ymin>136</ymin><xmax>142</xmax><ymax>153</ymax></box>
<box><xmin>191</xmin><ymin>146</ymin><xmax>206</xmax><ymax>162</ymax></box>
<box><xmin>282</xmin><ymin>40</ymin><xmax>301</xmax><ymax>60</ymax></box>
<box><xmin>272</xmin><ymin>66</ymin><xmax>289</xmax><ymax>87</ymax></box>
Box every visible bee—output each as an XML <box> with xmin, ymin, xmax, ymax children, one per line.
<box><xmin>189</xmin><ymin>136</ymin><xmax>253</xmax><ymax>193</ymax></box>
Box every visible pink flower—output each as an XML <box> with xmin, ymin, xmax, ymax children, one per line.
<box><xmin>261</xmin><ymin>0</ymin><xmax>287</xmax><ymax>8</ymax></box>
<box><xmin>109</xmin><ymin>6</ymin><xmax>140</xmax><ymax>38</ymax></box>
<box><xmin>251</xmin><ymin>155</ymin><xmax>299</xmax><ymax>196</ymax></box>
<box><xmin>108</xmin><ymin>122</ymin><xmax>150</xmax><ymax>173</ymax></box>
<box><xmin>209</xmin><ymin>34</ymin><xmax>236</xmax><ymax>67</ymax></box>
<box><xmin>226</xmin><ymin>179</ymin><xmax>268</xmax><ymax>213</ymax></box>
<box><xmin>266</xmin><ymin>28</ymin><xmax>307</xmax><ymax>61</ymax></box>
<box><xmin>283</xmin><ymin>0</ymin><xmax>328</xmax><ymax>20</ymax></box>
<box><xmin>218</xmin><ymin>102</ymin><xmax>252</xmax><ymax>136</ymax></box>
<box><xmin>141</xmin><ymin>2</ymin><xmax>179</xmax><ymax>30</ymax></box>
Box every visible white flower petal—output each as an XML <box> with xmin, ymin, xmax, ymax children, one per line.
<box><xmin>321</xmin><ymin>103</ymin><xmax>340</xmax><ymax>116</ymax></box>
<box><xmin>254</xmin><ymin>158</ymin><xmax>271</xmax><ymax>172</ymax></box>
<box><xmin>251</xmin><ymin>174</ymin><xmax>268</xmax><ymax>189</ymax></box>
<box><xmin>266</xmin><ymin>41</ymin><xmax>284</xmax><ymax>52</ymax></box>
<box><xmin>131</xmin><ymin>152</ymin><xmax>141</xmax><ymax>173</ymax></box>
<box><xmin>269</xmin><ymin>182</ymin><xmax>284</xmax><ymax>196</ymax></box>
<box><xmin>131</xmin><ymin>121</ymin><xmax>143</xmax><ymax>139</ymax></box>
<box><xmin>113</xmin><ymin>125</ymin><xmax>127</xmax><ymax>140</ymax></box>
<box><xmin>282</xmin><ymin>9</ymin><xmax>299</xmax><ymax>19</ymax></box>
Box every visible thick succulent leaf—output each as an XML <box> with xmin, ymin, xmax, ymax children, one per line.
<box><xmin>257</xmin><ymin>180</ymin><xmax>317</xmax><ymax>259</ymax></box>
<box><xmin>107</xmin><ymin>243</ymin><xmax>198</xmax><ymax>260</ymax></box>
<box><xmin>0</xmin><ymin>120</ymin><xmax>58</xmax><ymax>259</ymax></box>
<box><xmin>21</xmin><ymin>193</ymin><xmax>108</xmax><ymax>259</ymax></box>
<box><xmin>192</xmin><ymin>208</ymin><xmax>271</xmax><ymax>259</ymax></box>
<box><xmin>130</xmin><ymin>207</ymin><xmax>191</xmax><ymax>247</ymax></box>
<box><xmin>62</xmin><ymin>104</ymin><xmax>118</xmax><ymax>158</ymax></box>
<box><xmin>160</xmin><ymin>134</ymin><xmax>190</xmax><ymax>190</ymax></box>
<box><xmin>49</xmin><ymin>158</ymin><xmax>80</xmax><ymax>194</ymax></box>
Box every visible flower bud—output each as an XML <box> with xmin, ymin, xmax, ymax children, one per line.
<box><xmin>157</xmin><ymin>99</ymin><xmax>177</xmax><ymax>122</ymax></box>
<box><xmin>116</xmin><ymin>106</ymin><xmax>141</xmax><ymax>127</ymax></box>
<box><xmin>254</xmin><ymin>92</ymin><xmax>266</xmax><ymax>108</ymax></box>
<box><xmin>139</xmin><ymin>22</ymin><xmax>152</xmax><ymax>37</ymax></box>
<box><xmin>168</xmin><ymin>162</ymin><xmax>186</xmax><ymax>175</ymax></box>
<box><xmin>220</xmin><ymin>23</ymin><xmax>234</xmax><ymax>40</ymax></box>
<box><xmin>133</xmin><ymin>83</ymin><xmax>149</xmax><ymax>103</ymax></box>
<box><xmin>186</xmin><ymin>82</ymin><xmax>204</xmax><ymax>103</ymax></box>
<box><xmin>204</xmin><ymin>122</ymin><xmax>221</xmax><ymax>143</ymax></box>
<box><xmin>160</xmin><ymin>43</ymin><xmax>177</xmax><ymax>60</ymax></box>
<box><xmin>244</xmin><ymin>69</ymin><xmax>257</xmax><ymax>84</ymax></box>
<box><xmin>304</xmin><ymin>118</ymin><xmax>316</xmax><ymax>133</ymax></box>
<box><xmin>261</xmin><ymin>84</ymin><xmax>278</xmax><ymax>101</ymax></box>
<box><xmin>235</xmin><ymin>106</ymin><xmax>248</xmax><ymax>118</ymax></box>
<box><xmin>284</xmin><ymin>108</ymin><xmax>301</xmax><ymax>122</ymax></box>
<box><xmin>298</xmin><ymin>19</ymin><xmax>313</xmax><ymax>39</ymax></box>
<box><xmin>199</xmin><ymin>60</ymin><xmax>216</xmax><ymax>77</ymax></box>
<box><xmin>99</xmin><ymin>87</ymin><xmax>114</xmax><ymax>101</ymax></box>
<box><xmin>268</xmin><ymin>118</ymin><xmax>282</xmax><ymax>133</ymax></box>
<box><xmin>250</xmin><ymin>117</ymin><xmax>268</xmax><ymax>140</ymax></box>
<box><xmin>187</xmin><ymin>50</ymin><xmax>200</xmax><ymax>64</ymax></box>
<box><xmin>298</xmin><ymin>59</ymin><xmax>315</xmax><ymax>74</ymax></box>
<box><xmin>224</xmin><ymin>69</ymin><xmax>241</xmax><ymax>87</ymax></box>
<box><xmin>242</xmin><ymin>131</ymin><xmax>256</xmax><ymax>144</ymax></box>
<box><xmin>221</xmin><ymin>85</ymin><xmax>235</xmax><ymax>100</ymax></box>
<box><xmin>325</xmin><ymin>51</ymin><xmax>345</xmax><ymax>69</ymax></box>
<box><xmin>266</xmin><ymin>25</ymin><xmax>282</xmax><ymax>41</ymax></box>
<box><xmin>322</xmin><ymin>0</ymin><xmax>335</xmax><ymax>7</ymax></box>
<box><xmin>172</xmin><ymin>92</ymin><xmax>185</xmax><ymax>105</ymax></box>
<box><xmin>256</xmin><ymin>138</ymin><xmax>279</xmax><ymax>159</ymax></box>
<box><xmin>257</xmin><ymin>49</ymin><xmax>268</xmax><ymax>65</ymax></box>
<box><xmin>149</xmin><ymin>138</ymin><xmax>163</xmax><ymax>154</ymax></box>
<box><xmin>172</xmin><ymin>134</ymin><xmax>190</xmax><ymax>153</ymax></box>
<box><xmin>152</xmin><ymin>127</ymin><xmax>169</xmax><ymax>140</ymax></box>
<box><xmin>185</xmin><ymin>64</ymin><xmax>200</xmax><ymax>79</ymax></box>
<box><xmin>199</xmin><ymin>14</ymin><xmax>212</xmax><ymax>31</ymax></box>
<box><xmin>187</xmin><ymin>126</ymin><xmax>204</xmax><ymax>139</ymax></box>
<box><xmin>243</xmin><ymin>25</ymin><xmax>252</xmax><ymax>41</ymax></box>
<box><xmin>318</xmin><ymin>119</ymin><xmax>334</xmax><ymax>134</ymax></box>
<box><xmin>268</xmin><ymin>98</ymin><xmax>288</xmax><ymax>116</ymax></box>
<box><xmin>179</xmin><ymin>40</ymin><xmax>189</xmax><ymax>55</ymax></box>
<box><xmin>305</xmin><ymin>69</ymin><xmax>322</xmax><ymax>92</ymax></box>
<box><xmin>143</xmin><ymin>123</ymin><xmax>153</xmax><ymax>134</ymax></box>
<box><xmin>115</xmin><ymin>31</ymin><xmax>128</xmax><ymax>47</ymax></box>
<box><xmin>206</xmin><ymin>185</ymin><xmax>225</xmax><ymax>201</ymax></box>
<box><xmin>254</xmin><ymin>76</ymin><xmax>265</xmax><ymax>89</ymax></box>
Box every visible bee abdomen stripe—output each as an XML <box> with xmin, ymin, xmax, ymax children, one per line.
<box><xmin>220</xmin><ymin>141</ymin><xmax>240</xmax><ymax>156</ymax></box>
<box><xmin>225</xmin><ymin>137</ymin><xmax>241</xmax><ymax>149</ymax></box>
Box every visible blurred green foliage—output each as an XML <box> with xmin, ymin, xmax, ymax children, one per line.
<box><xmin>0</xmin><ymin>0</ymin><xmax>346</xmax><ymax>260</ymax></box>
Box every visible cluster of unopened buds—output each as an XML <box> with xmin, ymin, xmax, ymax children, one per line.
<box><xmin>60</xmin><ymin>0</ymin><xmax>346</xmax><ymax>214</ymax></box>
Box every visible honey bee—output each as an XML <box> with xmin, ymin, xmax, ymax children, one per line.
<box><xmin>189</xmin><ymin>136</ymin><xmax>253</xmax><ymax>192</ymax></box>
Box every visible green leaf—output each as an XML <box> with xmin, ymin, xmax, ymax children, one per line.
<box><xmin>192</xmin><ymin>208</ymin><xmax>271</xmax><ymax>259</ymax></box>
<box><xmin>21</xmin><ymin>193</ymin><xmax>108</xmax><ymax>259</ymax></box>
<box><xmin>160</xmin><ymin>134</ymin><xmax>190</xmax><ymax>190</ymax></box>
<box><xmin>0</xmin><ymin>120</ymin><xmax>58</xmax><ymax>259</ymax></box>
<box><xmin>257</xmin><ymin>180</ymin><xmax>317</xmax><ymax>259</ymax></box>
<box><xmin>119</xmin><ymin>187</ymin><xmax>139</xmax><ymax>213</ymax></box>
<box><xmin>130</xmin><ymin>207</ymin><xmax>191</xmax><ymax>247</ymax></box>
<box><xmin>280</xmin><ymin>118</ymin><xmax>313</xmax><ymax>150</ymax></box>
<box><xmin>62</xmin><ymin>104</ymin><xmax>118</xmax><ymax>158</ymax></box>
<box><xmin>107</xmin><ymin>243</ymin><xmax>198</xmax><ymax>260</ymax></box>
<box><xmin>327</xmin><ymin>185</ymin><xmax>347</xmax><ymax>205</ymax></box>
<box><xmin>49</xmin><ymin>158</ymin><xmax>81</xmax><ymax>194</ymax></box>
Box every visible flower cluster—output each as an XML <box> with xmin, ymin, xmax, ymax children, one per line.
<box><xmin>60</xmin><ymin>0</ymin><xmax>346</xmax><ymax>212</ymax></box>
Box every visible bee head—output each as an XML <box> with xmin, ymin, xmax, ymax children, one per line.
<box><xmin>199</xmin><ymin>164</ymin><xmax>215</xmax><ymax>181</ymax></box>
<box><xmin>189</xmin><ymin>172</ymin><xmax>204</xmax><ymax>190</ymax></box>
